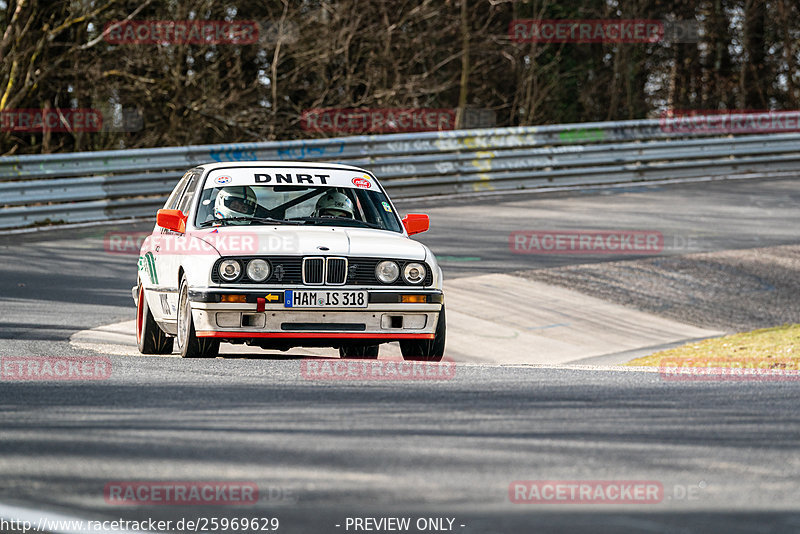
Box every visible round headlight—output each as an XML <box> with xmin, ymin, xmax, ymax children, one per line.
<box><xmin>218</xmin><ymin>259</ymin><xmax>241</xmax><ymax>281</ymax></box>
<box><xmin>375</xmin><ymin>260</ymin><xmax>400</xmax><ymax>284</ymax></box>
<box><xmin>403</xmin><ymin>262</ymin><xmax>426</xmax><ymax>284</ymax></box>
<box><xmin>246</xmin><ymin>259</ymin><xmax>270</xmax><ymax>282</ymax></box>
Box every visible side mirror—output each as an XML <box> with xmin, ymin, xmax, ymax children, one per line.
<box><xmin>402</xmin><ymin>213</ymin><xmax>429</xmax><ymax>236</ymax></box>
<box><xmin>156</xmin><ymin>209</ymin><xmax>187</xmax><ymax>233</ymax></box>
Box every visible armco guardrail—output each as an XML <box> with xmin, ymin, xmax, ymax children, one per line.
<box><xmin>2</xmin><ymin>118</ymin><xmax>800</xmax><ymax>229</ymax></box>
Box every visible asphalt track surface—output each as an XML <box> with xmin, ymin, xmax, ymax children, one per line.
<box><xmin>1</xmin><ymin>177</ymin><xmax>800</xmax><ymax>533</ymax></box>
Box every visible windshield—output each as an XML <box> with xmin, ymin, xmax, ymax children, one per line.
<box><xmin>194</xmin><ymin>184</ymin><xmax>403</xmax><ymax>233</ymax></box>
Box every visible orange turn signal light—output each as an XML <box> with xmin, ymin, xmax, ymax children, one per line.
<box><xmin>401</xmin><ymin>295</ymin><xmax>426</xmax><ymax>303</ymax></box>
<box><xmin>221</xmin><ymin>294</ymin><xmax>247</xmax><ymax>303</ymax></box>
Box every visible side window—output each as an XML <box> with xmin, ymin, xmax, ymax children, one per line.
<box><xmin>177</xmin><ymin>170</ymin><xmax>201</xmax><ymax>215</ymax></box>
<box><xmin>195</xmin><ymin>187</ymin><xmax>217</xmax><ymax>224</ymax></box>
<box><xmin>164</xmin><ymin>171</ymin><xmax>192</xmax><ymax>210</ymax></box>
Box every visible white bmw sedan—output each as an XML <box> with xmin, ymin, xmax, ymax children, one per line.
<box><xmin>134</xmin><ymin>162</ymin><xmax>445</xmax><ymax>360</ymax></box>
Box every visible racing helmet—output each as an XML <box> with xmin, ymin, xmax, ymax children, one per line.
<box><xmin>314</xmin><ymin>191</ymin><xmax>355</xmax><ymax>218</ymax></box>
<box><xmin>214</xmin><ymin>186</ymin><xmax>258</xmax><ymax>219</ymax></box>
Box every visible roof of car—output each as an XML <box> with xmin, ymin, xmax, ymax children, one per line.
<box><xmin>196</xmin><ymin>161</ymin><xmax>370</xmax><ymax>173</ymax></box>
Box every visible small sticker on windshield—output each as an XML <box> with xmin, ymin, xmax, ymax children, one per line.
<box><xmin>381</xmin><ymin>201</ymin><xmax>392</xmax><ymax>212</ymax></box>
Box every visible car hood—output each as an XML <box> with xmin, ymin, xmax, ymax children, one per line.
<box><xmin>190</xmin><ymin>226</ymin><xmax>427</xmax><ymax>260</ymax></box>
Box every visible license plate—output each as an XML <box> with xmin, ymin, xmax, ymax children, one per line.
<box><xmin>285</xmin><ymin>290</ymin><xmax>367</xmax><ymax>308</ymax></box>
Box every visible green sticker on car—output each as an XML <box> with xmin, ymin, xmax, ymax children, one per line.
<box><xmin>138</xmin><ymin>251</ymin><xmax>159</xmax><ymax>284</ymax></box>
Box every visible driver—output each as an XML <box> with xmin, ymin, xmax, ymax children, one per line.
<box><xmin>313</xmin><ymin>191</ymin><xmax>355</xmax><ymax>218</ymax></box>
<box><xmin>214</xmin><ymin>186</ymin><xmax>258</xmax><ymax>219</ymax></box>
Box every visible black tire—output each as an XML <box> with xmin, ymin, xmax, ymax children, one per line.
<box><xmin>339</xmin><ymin>344</ymin><xmax>380</xmax><ymax>359</ymax></box>
<box><xmin>136</xmin><ymin>284</ymin><xmax>174</xmax><ymax>355</ymax></box>
<box><xmin>177</xmin><ymin>276</ymin><xmax>220</xmax><ymax>358</ymax></box>
<box><xmin>400</xmin><ymin>306</ymin><xmax>446</xmax><ymax>361</ymax></box>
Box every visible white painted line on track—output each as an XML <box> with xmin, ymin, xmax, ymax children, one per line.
<box><xmin>491</xmin><ymin>362</ymin><xmax>663</xmax><ymax>373</ymax></box>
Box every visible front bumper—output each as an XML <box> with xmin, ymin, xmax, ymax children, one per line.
<box><xmin>188</xmin><ymin>288</ymin><xmax>443</xmax><ymax>342</ymax></box>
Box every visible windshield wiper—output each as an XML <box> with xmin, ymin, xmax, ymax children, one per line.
<box><xmin>287</xmin><ymin>216</ymin><xmax>383</xmax><ymax>229</ymax></box>
<box><xmin>199</xmin><ymin>216</ymin><xmax>301</xmax><ymax>227</ymax></box>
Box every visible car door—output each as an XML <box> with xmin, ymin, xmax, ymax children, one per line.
<box><xmin>150</xmin><ymin>170</ymin><xmax>199</xmax><ymax>323</ymax></box>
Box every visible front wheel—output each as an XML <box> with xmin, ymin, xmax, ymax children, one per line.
<box><xmin>400</xmin><ymin>307</ymin><xmax>446</xmax><ymax>361</ymax></box>
<box><xmin>136</xmin><ymin>284</ymin><xmax>173</xmax><ymax>355</ymax></box>
<box><xmin>177</xmin><ymin>276</ymin><xmax>220</xmax><ymax>359</ymax></box>
<box><xmin>339</xmin><ymin>344</ymin><xmax>380</xmax><ymax>359</ymax></box>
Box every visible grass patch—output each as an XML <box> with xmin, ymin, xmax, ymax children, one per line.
<box><xmin>627</xmin><ymin>323</ymin><xmax>800</xmax><ymax>369</ymax></box>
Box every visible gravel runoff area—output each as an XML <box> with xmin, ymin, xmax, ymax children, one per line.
<box><xmin>515</xmin><ymin>244</ymin><xmax>800</xmax><ymax>334</ymax></box>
